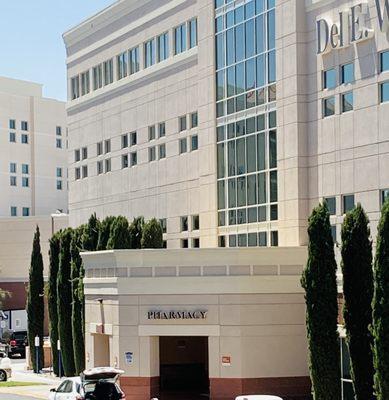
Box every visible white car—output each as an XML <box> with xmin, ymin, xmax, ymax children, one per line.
<box><xmin>235</xmin><ymin>397</ymin><xmax>284</xmax><ymax>400</ymax></box>
<box><xmin>49</xmin><ymin>377</ymin><xmax>83</xmax><ymax>400</ymax></box>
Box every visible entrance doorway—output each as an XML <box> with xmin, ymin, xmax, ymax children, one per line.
<box><xmin>159</xmin><ymin>336</ymin><xmax>209</xmax><ymax>399</ymax></box>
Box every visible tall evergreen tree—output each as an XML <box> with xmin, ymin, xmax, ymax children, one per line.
<box><xmin>48</xmin><ymin>232</ymin><xmax>61</xmax><ymax>376</ymax></box>
<box><xmin>129</xmin><ymin>216</ymin><xmax>144</xmax><ymax>249</ymax></box>
<box><xmin>372</xmin><ymin>201</ymin><xmax>389</xmax><ymax>399</ymax></box>
<box><xmin>301</xmin><ymin>204</ymin><xmax>341</xmax><ymax>400</ymax></box>
<box><xmin>141</xmin><ymin>218</ymin><xmax>163</xmax><ymax>249</ymax></box>
<box><xmin>341</xmin><ymin>204</ymin><xmax>375</xmax><ymax>400</ymax></box>
<box><xmin>71</xmin><ymin>226</ymin><xmax>85</xmax><ymax>375</ymax></box>
<box><xmin>107</xmin><ymin>216</ymin><xmax>131</xmax><ymax>249</ymax></box>
<box><xmin>82</xmin><ymin>214</ymin><xmax>100</xmax><ymax>251</ymax></box>
<box><xmin>97</xmin><ymin>216</ymin><xmax>116</xmax><ymax>250</ymax></box>
<box><xmin>27</xmin><ymin>226</ymin><xmax>45</xmax><ymax>372</ymax></box>
<box><xmin>57</xmin><ymin>228</ymin><xmax>76</xmax><ymax>377</ymax></box>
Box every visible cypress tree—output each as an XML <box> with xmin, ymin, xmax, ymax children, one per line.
<box><xmin>82</xmin><ymin>213</ymin><xmax>100</xmax><ymax>251</ymax></box>
<box><xmin>57</xmin><ymin>228</ymin><xmax>76</xmax><ymax>377</ymax></box>
<box><xmin>341</xmin><ymin>204</ymin><xmax>375</xmax><ymax>400</ymax></box>
<box><xmin>129</xmin><ymin>216</ymin><xmax>144</xmax><ymax>249</ymax></box>
<box><xmin>372</xmin><ymin>201</ymin><xmax>389</xmax><ymax>399</ymax></box>
<box><xmin>97</xmin><ymin>216</ymin><xmax>116</xmax><ymax>250</ymax></box>
<box><xmin>71</xmin><ymin>226</ymin><xmax>85</xmax><ymax>375</ymax></box>
<box><xmin>27</xmin><ymin>226</ymin><xmax>45</xmax><ymax>372</ymax></box>
<box><xmin>141</xmin><ymin>218</ymin><xmax>163</xmax><ymax>249</ymax></box>
<box><xmin>48</xmin><ymin>232</ymin><xmax>61</xmax><ymax>376</ymax></box>
<box><xmin>107</xmin><ymin>216</ymin><xmax>131</xmax><ymax>249</ymax></box>
<box><xmin>301</xmin><ymin>203</ymin><xmax>341</xmax><ymax>400</ymax></box>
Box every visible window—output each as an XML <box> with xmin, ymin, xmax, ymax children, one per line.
<box><xmin>21</xmin><ymin>121</ymin><xmax>28</xmax><ymax>131</ymax></box>
<box><xmin>381</xmin><ymin>189</ymin><xmax>389</xmax><ymax>206</ymax></box>
<box><xmin>104</xmin><ymin>139</ymin><xmax>111</xmax><ymax>153</ymax></box>
<box><xmin>192</xmin><ymin>215</ymin><xmax>200</xmax><ymax>230</ymax></box>
<box><xmin>341</xmin><ymin>92</ymin><xmax>353</xmax><ymax>113</ymax></box>
<box><xmin>105</xmin><ymin>159</ymin><xmax>111</xmax><ymax>173</ymax></box>
<box><xmin>157</xmin><ymin>32</ymin><xmax>169</xmax><ymax>62</ymax></box>
<box><xmin>174</xmin><ymin>23</ymin><xmax>187</xmax><ymax>55</ymax></box>
<box><xmin>22</xmin><ymin>164</ymin><xmax>29</xmax><ymax>174</ymax></box>
<box><xmin>81</xmin><ymin>71</ymin><xmax>90</xmax><ymax>95</ymax></box>
<box><xmin>179</xmin><ymin>138</ymin><xmax>187</xmax><ymax>154</ymax></box>
<box><xmin>160</xmin><ymin>218</ymin><xmax>167</xmax><ymax>233</ymax></box>
<box><xmin>10</xmin><ymin>207</ymin><xmax>17</xmax><ymax>217</ymax></box>
<box><xmin>218</xmin><ymin>236</ymin><xmax>226</xmax><ymax>248</ymax></box>
<box><xmin>10</xmin><ymin>176</ymin><xmax>16</xmax><ymax>186</ymax></box>
<box><xmin>82</xmin><ymin>147</ymin><xmax>88</xmax><ymax>160</ymax></box>
<box><xmin>22</xmin><ymin>207</ymin><xmax>30</xmax><ymax>217</ymax></box>
<box><xmin>9</xmin><ymin>119</ymin><xmax>15</xmax><ymax>130</ymax></box>
<box><xmin>192</xmin><ymin>238</ymin><xmax>200</xmax><ymax>248</ymax></box>
<box><xmin>130</xmin><ymin>131</ymin><xmax>137</xmax><ymax>146</ymax></box>
<box><xmin>181</xmin><ymin>239</ymin><xmax>189</xmax><ymax>248</ymax></box>
<box><xmin>189</xmin><ymin>18</ymin><xmax>198</xmax><ymax>49</ymax></box>
<box><xmin>93</xmin><ymin>64</ymin><xmax>103</xmax><ymax>90</ymax></box>
<box><xmin>271</xmin><ymin>231</ymin><xmax>278</xmax><ymax>247</ymax></box>
<box><xmin>97</xmin><ymin>142</ymin><xmax>103</xmax><ymax>156</ymax></box>
<box><xmin>22</xmin><ymin>177</ymin><xmax>29</xmax><ymax>187</ymax></box>
<box><xmin>323</xmin><ymin>97</ymin><xmax>335</xmax><ymax>117</ymax></box>
<box><xmin>97</xmin><ymin>161</ymin><xmax>104</xmax><ymax>175</ymax></box>
<box><xmin>130</xmin><ymin>152</ymin><xmax>137</xmax><ymax>166</ymax></box>
<box><xmin>75</xmin><ymin>149</ymin><xmax>81</xmax><ymax>162</ymax></box>
<box><xmin>380</xmin><ymin>81</ymin><xmax>389</xmax><ymax>103</ymax></box>
<box><xmin>259</xmin><ymin>232</ymin><xmax>267</xmax><ymax>247</ymax></box>
<box><xmin>331</xmin><ymin>225</ymin><xmax>337</xmax><ymax>242</ymax></box>
<box><xmin>9</xmin><ymin>132</ymin><xmax>16</xmax><ymax>143</ymax></box>
<box><xmin>144</xmin><ymin>39</ymin><xmax>156</xmax><ymax>68</ymax></box>
<box><xmin>57</xmin><ymin>180</ymin><xmax>63</xmax><ymax>190</ymax></box>
<box><xmin>325</xmin><ymin>197</ymin><xmax>336</xmax><ymax>215</ymax></box>
<box><xmin>323</xmin><ymin>68</ymin><xmax>336</xmax><ymax>89</ymax></box>
<box><xmin>190</xmin><ymin>112</ymin><xmax>198</xmax><ymax>128</ymax></box>
<box><xmin>56</xmin><ymin>126</ymin><xmax>62</xmax><ymax>136</ymax></box>
<box><xmin>343</xmin><ymin>194</ymin><xmax>355</xmax><ymax>214</ymax></box>
<box><xmin>341</xmin><ymin>63</ymin><xmax>354</xmax><ymax>84</ymax></box>
<box><xmin>122</xmin><ymin>154</ymin><xmax>128</xmax><ymax>169</ymax></box>
<box><xmin>75</xmin><ymin>167</ymin><xmax>81</xmax><ymax>180</ymax></box>
<box><xmin>21</xmin><ymin>134</ymin><xmax>29</xmax><ymax>144</ymax></box>
<box><xmin>381</xmin><ymin>50</ymin><xmax>389</xmax><ymax>72</ymax></box>
<box><xmin>129</xmin><ymin>47</ymin><xmax>140</xmax><ymax>74</ymax></box>
<box><xmin>148</xmin><ymin>125</ymin><xmax>156</xmax><ymax>141</ymax></box>
<box><xmin>103</xmin><ymin>59</ymin><xmax>114</xmax><ymax>85</ymax></box>
<box><xmin>179</xmin><ymin>115</ymin><xmax>187</xmax><ymax>131</ymax></box>
<box><xmin>117</xmin><ymin>52</ymin><xmax>128</xmax><ymax>80</ymax></box>
<box><xmin>158</xmin><ymin>123</ymin><xmax>166</xmax><ymax>137</ymax></box>
<box><xmin>9</xmin><ymin>163</ymin><xmax>16</xmax><ymax>173</ymax></box>
<box><xmin>159</xmin><ymin>144</ymin><xmax>166</xmax><ymax>159</ymax></box>
<box><xmin>191</xmin><ymin>135</ymin><xmax>198</xmax><ymax>151</ymax></box>
<box><xmin>82</xmin><ymin>165</ymin><xmax>88</xmax><ymax>178</ymax></box>
<box><xmin>181</xmin><ymin>216</ymin><xmax>188</xmax><ymax>231</ymax></box>
<box><xmin>56</xmin><ymin>138</ymin><xmax>62</xmax><ymax>148</ymax></box>
<box><xmin>57</xmin><ymin>167</ymin><xmax>62</xmax><ymax>178</ymax></box>
<box><xmin>122</xmin><ymin>134</ymin><xmax>128</xmax><ymax>148</ymax></box>
<box><xmin>149</xmin><ymin>146</ymin><xmax>156</xmax><ymax>162</ymax></box>
<box><xmin>71</xmin><ymin>76</ymin><xmax>80</xmax><ymax>99</ymax></box>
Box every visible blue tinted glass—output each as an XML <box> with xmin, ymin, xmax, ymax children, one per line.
<box><xmin>215</xmin><ymin>0</ymin><xmax>224</xmax><ymax>8</ymax></box>
<box><xmin>226</xmin><ymin>11</ymin><xmax>234</xmax><ymax>28</ymax></box>
<box><xmin>267</xmin><ymin>9</ymin><xmax>275</xmax><ymax>49</ymax></box>
<box><xmin>268</xmin><ymin>50</ymin><xmax>276</xmax><ymax>83</ymax></box>
<box><xmin>216</xmin><ymin>71</ymin><xmax>225</xmax><ymax>101</ymax></box>
<box><xmin>245</xmin><ymin>1</ymin><xmax>255</xmax><ymax>18</ymax></box>
<box><xmin>216</xmin><ymin>33</ymin><xmax>225</xmax><ymax>69</ymax></box>
<box><xmin>256</xmin><ymin>0</ymin><xmax>265</xmax><ymax>13</ymax></box>
<box><xmin>256</xmin><ymin>55</ymin><xmax>265</xmax><ymax>87</ymax></box>
<box><xmin>342</xmin><ymin>92</ymin><xmax>353</xmax><ymax>112</ymax></box>
<box><xmin>226</xmin><ymin>29</ymin><xmax>235</xmax><ymax>65</ymax></box>
<box><xmin>341</xmin><ymin>63</ymin><xmax>354</xmax><ymax>84</ymax></box>
<box><xmin>235</xmin><ymin>24</ymin><xmax>245</xmax><ymax>62</ymax></box>
<box><xmin>235</xmin><ymin>6</ymin><xmax>244</xmax><ymax>24</ymax></box>
<box><xmin>324</xmin><ymin>97</ymin><xmax>335</xmax><ymax>117</ymax></box>
<box><xmin>245</xmin><ymin>20</ymin><xmax>255</xmax><ymax>57</ymax></box>
<box><xmin>236</xmin><ymin>63</ymin><xmax>245</xmax><ymax>94</ymax></box>
<box><xmin>267</xmin><ymin>0</ymin><xmax>275</xmax><ymax>8</ymax></box>
<box><xmin>246</xmin><ymin>58</ymin><xmax>256</xmax><ymax>90</ymax></box>
<box><xmin>256</xmin><ymin>15</ymin><xmax>265</xmax><ymax>54</ymax></box>
<box><xmin>216</xmin><ymin>16</ymin><xmax>223</xmax><ymax>33</ymax></box>
<box><xmin>227</xmin><ymin>66</ymin><xmax>235</xmax><ymax>97</ymax></box>
<box><xmin>324</xmin><ymin>69</ymin><xmax>336</xmax><ymax>89</ymax></box>
<box><xmin>381</xmin><ymin>51</ymin><xmax>389</xmax><ymax>72</ymax></box>
<box><xmin>381</xmin><ymin>82</ymin><xmax>389</xmax><ymax>102</ymax></box>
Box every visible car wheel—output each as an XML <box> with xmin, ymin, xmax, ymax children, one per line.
<box><xmin>0</xmin><ymin>370</ymin><xmax>7</xmax><ymax>382</ymax></box>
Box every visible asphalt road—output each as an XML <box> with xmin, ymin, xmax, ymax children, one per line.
<box><xmin>0</xmin><ymin>395</ymin><xmax>37</xmax><ymax>400</ymax></box>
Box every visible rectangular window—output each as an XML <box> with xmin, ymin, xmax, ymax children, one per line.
<box><xmin>331</xmin><ymin>225</ymin><xmax>337</xmax><ymax>242</ymax></box>
<box><xmin>159</xmin><ymin>218</ymin><xmax>167</xmax><ymax>234</ymax></box>
<box><xmin>325</xmin><ymin>197</ymin><xmax>336</xmax><ymax>215</ymax></box>
<box><xmin>144</xmin><ymin>39</ymin><xmax>156</xmax><ymax>68</ymax></box>
<box><xmin>129</xmin><ymin>47</ymin><xmax>140</xmax><ymax>74</ymax></box>
<box><xmin>75</xmin><ymin>149</ymin><xmax>80</xmax><ymax>162</ymax></box>
<box><xmin>181</xmin><ymin>239</ymin><xmax>189</xmax><ymax>248</ymax></box>
<box><xmin>57</xmin><ymin>167</ymin><xmax>62</xmax><ymax>178</ymax></box>
<box><xmin>181</xmin><ymin>216</ymin><xmax>188</xmax><ymax>231</ymax></box>
<box><xmin>130</xmin><ymin>131</ymin><xmax>137</xmax><ymax>146</ymax></box>
<box><xmin>174</xmin><ymin>23</ymin><xmax>187</xmax><ymax>55</ymax></box>
<box><xmin>271</xmin><ymin>231</ymin><xmax>278</xmax><ymax>247</ymax></box>
<box><xmin>21</xmin><ymin>121</ymin><xmax>28</xmax><ymax>131</ymax></box>
<box><xmin>179</xmin><ymin>115</ymin><xmax>187</xmax><ymax>131</ymax></box>
<box><xmin>56</xmin><ymin>126</ymin><xmax>62</xmax><ymax>136</ymax></box>
<box><xmin>157</xmin><ymin>32</ymin><xmax>169</xmax><ymax>62</ymax></box>
<box><xmin>159</xmin><ymin>144</ymin><xmax>166</xmax><ymax>159</ymax></box>
<box><xmin>21</xmin><ymin>134</ymin><xmax>29</xmax><ymax>144</ymax></box>
<box><xmin>380</xmin><ymin>81</ymin><xmax>389</xmax><ymax>103</ymax></box>
<box><xmin>341</xmin><ymin>92</ymin><xmax>353</xmax><ymax>113</ymax></box>
<box><xmin>22</xmin><ymin>164</ymin><xmax>29</xmax><ymax>174</ymax></box>
<box><xmin>192</xmin><ymin>215</ymin><xmax>200</xmax><ymax>231</ymax></box>
<box><xmin>382</xmin><ymin>189</ymin><xmax>389</xmax><ymax>206</ymax></box>
<box><xmin>82</xmin><ymin>147</ymin><xmax>88</xmax><ymax>160</ymax></box>
<box><xmin>57</xmin><ymin>180</ymin><xmax>63</xmax><ymax>190</ymax></box>
<box><xmin>381</xmin><ymin>50</ymin><xmax>389</xmax><ymax>72</ymax></box>
<box><xmin>259</xmin><ymin>232</ymin><xmax>267</xmax><ymax>247</ymax></box>
<box><xmin>75</xmin><ymin>167</ymin><xmax>81</xmax><ymax>180</ymax></box>
<box><xmin>191</xmin><ymin>135</ymin><xmax>198</xmax><ymax>151</ymax></box>
<box><xmin>343</xmin><ymin>194</ymin><xmax>355</xmax><ymax>213</ymax></box>
<box><xmin>22</xmin><ymin>207</ymin><xmax>30</xmax><ymax>217</ymax></box>
<box><xmin>9</xmin><ymin>132</ymin><xmax>16</xmax><ymax>143</ymax></box>
<box><xmin>10</xmin><ymin>163</ymin><xmax>16</xmax><ymax>173</ymax></box>
<box><xmin>148</xmin><ymin>125</ymin><xmax>156</xmax><ymax>141</ymax></box>
<box><xmin>130</xmin><ymin>152</ymin><xmax>137</xmax><ymax>166</ymax></box>
<box><xmin>82</xmin><ymin>165</ymin><xmax>88</xmax><ymax>178</ymax></box>
<box><xmin>190</xmin><ymin>112</ymin><xmax>198</xmax><ymax>128</ymax></box>
<box><xmin>117</xmin><ymin>51</ymin><xmax>128</xmax><ymax>80</ymax></box>
<box><xmin>103</xmin><ymin>59</ymin><xmax>114</xmax><ymax>85</ymax></box>
<box><xmin>149</xmin><ymin>146</ymin><xmax>156</xmax><ymax>162</ymax></box>
<box><xmin>97</xmin><ymin>161</ymin><xmax>103</xmax><ymax>175</ymax></box>
<box><xmin>179</xmin><ymin>138</ymin><xmax>187</xmax><ymax>154</ymax></box>
<box><xmin>341</xmin><ymin>63</ymin><xmax>354</xmax><ymax>84</ymax></box>
<box><xmin>22</xmin><ymin>177</ymin><xmax>29</xmax><ymax>187</ymax></box>
<box><xmin>10</xmin><ymin>176</ymin><xmax>17</xmax><ymax>186</ymax></box>
<box><xmin>10</xmin><ymin>206</ymin><xmax>17</xmax><ymax>217</ymax></box>
<box><xmin>192</xmin><ymin>238</ymin><xmax>200</xmax><ymax>248</ymax></box>
<box><xmin>121</xmin><ymin>134</ymin><xmax>128</xmax><ymax>148</ymax></box>
<box><xmin>105</xmin><ymin>159</ymin><xmax>111</xmax><ymax>173</ymax></box>
<box><xmin>323</xmin><ymin>68</ymin><xmax>336</xmax><ymax>89</ymax></box>
<box><xmin>105</xmin><ymin>139</ymin><xmax>111</xmax><ymax>153</ymax></box>
<box><xmin>56</xmin><ymin>138</ymin><xmax>62</xmax><ymax>148</ymax></box>
<box><xmin>93</xmin><ymin>64</ymin><xmax>103</xmax><ymax>90</ymax></box>
<box><xmin>323</xmin><ymin>97</ymin><xmax>335</xmax><ymax>117</ymax></box>
<box><xmin>9</xmin><ymin>119</ymin><xmax>16</xmax><ymax>130</ymax></box>
<box><xmin>122</xmin><ymin>154</ymin><xmax>129</xmax><ymax>169</ymax></box>
<box><xmin>97</xmin><ymin>142</ymin><xmax>103</xmax><ymax>156</ymax></box>
<box><xmin>189</xmin><ymin>18</ymin><xmax>198</xmax><ymax>49</ymax></box>
<box><xmin>158</xmin><ymin>123</ymin><xmax>166</xmax><ymax>137</ymax></box>
<box><xmin>81</xmin><ymin>71</ymin><xmax>90</xmax><ymax>95</ymax></box>
<box><xmin>71</xmin><ymin>76</ymin><xmax>80</xmax><ymax>99</ymax></box>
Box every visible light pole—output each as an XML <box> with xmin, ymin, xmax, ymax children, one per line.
<box><xmin>57</xmin><ymin>340</ymin><xmax>62</xmax><ymax>379</ymax></box>
<box><xmin>34</xmin><ymin>336</ymin><xmax>40</xmax><ymax>374</ymax></box>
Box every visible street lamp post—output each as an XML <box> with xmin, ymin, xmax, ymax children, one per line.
<box><xmin>34</xmin><ymin>336</ymin><xmax>40</xmax><ymax>374</ymax></box>
<box><xmin>57</xmin><ymin>340</ymin><xmax>62</xmax><ymax>379</ymax></box>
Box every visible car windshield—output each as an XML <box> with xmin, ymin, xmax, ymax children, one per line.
<box><xmin>13</xmin><ymin>333</ymin><xmax>26</xmax><ymax>340</ymax></box>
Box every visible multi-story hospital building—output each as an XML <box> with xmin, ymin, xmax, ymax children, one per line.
<box><xmin>63</xmin><ymin>0</ymin><xmax>389</xmax><ymax>399</ymax></box>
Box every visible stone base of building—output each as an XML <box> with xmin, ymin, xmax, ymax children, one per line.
<box><xmin>119</xmin><ymin>376</ymin><xmax>311</xmax><ymax>400</ymax></box>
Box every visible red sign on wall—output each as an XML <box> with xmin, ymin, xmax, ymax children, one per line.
<box><xmin>222</xmin><ymin>356</ymin><xmax>231</xmax><ymax>366</ymax></box>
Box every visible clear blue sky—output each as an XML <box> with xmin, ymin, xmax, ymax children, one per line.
<box><xmin>0</xmin><ymin>0</ymin><xmax>115</xmax><ymax>101</ymax></box>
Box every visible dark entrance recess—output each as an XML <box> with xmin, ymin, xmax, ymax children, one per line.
<box><xmin>159</xmin><ymin>336</ymin><xmax>209</xmax><ymax>400</ymax></box>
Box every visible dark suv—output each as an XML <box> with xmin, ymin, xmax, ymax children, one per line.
<box><xmin>8</xmin><ymin>331</ymin><xmax>27</xmax><ymax>358</ymax></box>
